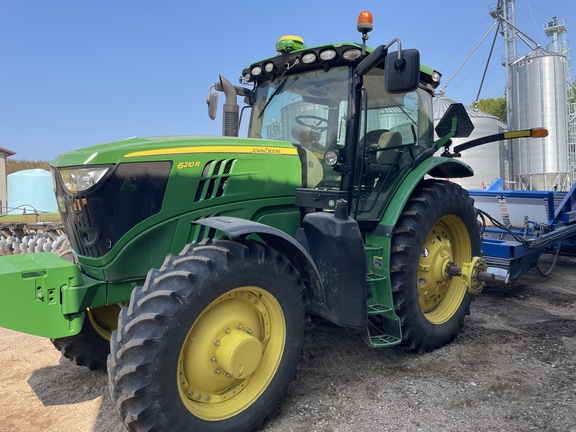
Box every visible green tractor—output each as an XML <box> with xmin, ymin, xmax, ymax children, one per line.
<box><xmin>0</xmin><ymin>11</ymin><xmax>546</xmax><ymax>432</ymax></box>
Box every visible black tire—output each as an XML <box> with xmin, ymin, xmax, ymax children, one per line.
<box><xmin>50</xmin><ymin>305</ymin><xmax>119</xmax><ymax>371</ymax></box>
<box><xmin>390</xmin><ymin>180</ymin><xmax>481</xmax><ymax>352</ymax></box>
<box><xmin>108</xmin><ymin>239</ymin><xmax>307</xmax><ymax>432</ymax></box>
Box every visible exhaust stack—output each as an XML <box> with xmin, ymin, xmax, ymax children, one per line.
<box><xmin>218</xmin><ymin>75</ymin><xmax>239</xmax><ymax>137</ymax></box>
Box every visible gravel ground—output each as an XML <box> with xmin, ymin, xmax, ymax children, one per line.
<box><xmin>1</xmin><ymin>256</ymin><xmax>575</xmax><ymax>432</ymax></box>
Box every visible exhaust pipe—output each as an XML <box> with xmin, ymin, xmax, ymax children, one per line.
<box><xmin>218</xmin><ymin>75</ymin><xmax>239</xmax><ymax>137</ymax></box>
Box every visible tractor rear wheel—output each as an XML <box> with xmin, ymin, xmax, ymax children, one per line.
<box><xmin>390</xmin><ymin>180</ymin><xmax>481</xmax><ymax>352</ymax></box>
<box><xmin>50</xmin><ymin>305</ymin><xmax>119</xmax><ymax>371</ymax></box>
<box><xmin>107</xmin><ymin>239</ymin><xmax>307</xmax><ymax>432</ymax></box>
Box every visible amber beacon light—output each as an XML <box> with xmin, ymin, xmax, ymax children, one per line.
<box><xmin>357</xmin><ymin>10</ymin><xmax>374</xmax><ymax>34</ymax></box>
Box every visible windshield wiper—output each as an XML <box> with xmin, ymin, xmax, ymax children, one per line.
<box><xmin>257</xmin><ymin>58</ymin><xmax>303</xmax><ymax>120</ymax></box>
<box><xmin>258</xmin><ymin>76</ymin><xmax>289</xmax><ymax>119</ymax></box>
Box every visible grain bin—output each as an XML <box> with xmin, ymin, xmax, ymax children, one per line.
<box><xmin>434</xmin><ymin>96</ymin><xmax>505</xmax><ymax>189</ymax></box>
<box><xmin>509</xmin><ymin>48</ymin><xmax>569</xmax><ymax>190</ymax></box>
<box><xmin>7</xmin><ymin>169</ymin><xmax>57</xmax><ymax>213</ymax></box>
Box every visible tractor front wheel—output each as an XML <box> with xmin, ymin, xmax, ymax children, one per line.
<box><xmin>390</xmin><ymin>180</ymin><xmax>481</xmax><ymax>352</ymax></box>
<box><xmin>50</xmin><ymin>305</ymin><xmax>119</xmax><ymax>371</ymax></box>
<box><xmin>107</xmin><ymin>239</ymin><xmax>307</xmax><ymax>432</ymax></box>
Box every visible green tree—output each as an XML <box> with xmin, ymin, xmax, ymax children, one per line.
<box><xmin>476</xmin><ymin>97</ymin><xmax>507</xmax><ymax>122</ymax></box>
<box><xmin>6</xmin><ymin>159</ymin><xmax>51</xmax><ymax>175</ymax></box>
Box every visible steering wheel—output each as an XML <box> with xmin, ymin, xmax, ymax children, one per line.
<box><xmin>295</xmin><ymin>115</ymin><xmax>330</xmax><ymax>133</ymax></box>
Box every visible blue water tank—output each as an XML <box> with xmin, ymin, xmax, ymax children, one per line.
<box><xmin>7</xmin><ymin>169</ymin><xmax>57</xmax><ymax>213</ymax></box>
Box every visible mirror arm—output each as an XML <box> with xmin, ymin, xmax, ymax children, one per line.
<box><xmin>214</xmin><ymin>82</ymin><xmax>252</xmax><ymax>98</ymax></box>
<box><xmin>356</xmin><ymin>38</ymin><xmax>405</xmax><ymax>77</ymax></box>
<box><xmin>384</xmin><ymin>38</ymin><xmax>402</xmax><ymax>59</ymax></box>
<box><xmin>356</xmin><ymin>45</ymin><xmax>388</xmax><ymax>76</ymax></box>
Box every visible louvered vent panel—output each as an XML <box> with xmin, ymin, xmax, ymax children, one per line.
<box><xmin>193</xmin><ymin>159</ymin><xmax>236</xmax><ymax>202</ymax></box>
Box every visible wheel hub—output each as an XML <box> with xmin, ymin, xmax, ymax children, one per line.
<box><xmin>216</xmin><ymin>330</ymin><xmax>263</xmax><ymax>379</ymax></box>
<box><xmin>418</xmin><ymin>232</ymin><xmax>453</xmax><ymax>310</ymax></box>
<box><xmin>416</xmin><ymin>217</ymin><xmax>473</xmax><ymax>325</ymax></box>
<box><xmin>178</xmin><ymin>287</ymin><xmax>285</xmax><ymax>410</ymax></box>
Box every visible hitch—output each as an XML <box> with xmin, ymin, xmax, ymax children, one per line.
<box><xmin>446</xmin><ymin>256</ymin><xmax>494</xmax><ymax>295</ymax></box>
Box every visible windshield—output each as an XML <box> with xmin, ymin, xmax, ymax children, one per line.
<box><xmin>249</xmin><ymin>67</ymin><xmax>350</xmax><ymax>189</ymax></box>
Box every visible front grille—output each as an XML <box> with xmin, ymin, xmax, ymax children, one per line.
<box><xmin>55</xmin><ymin>161</ymin><xmax>171</xmax><ymax>258</ymax></box>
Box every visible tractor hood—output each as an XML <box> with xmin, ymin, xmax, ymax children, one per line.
<box><xmin>51</xmin><ymin>135</ymin><xmax>303</xmax><ymax>281</ymax></box>
<box><xmin>52</xmin><ymin>135</ymin><xmax>299</xmax><ymax>167</ymax></box>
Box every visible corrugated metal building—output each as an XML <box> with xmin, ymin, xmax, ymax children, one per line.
<box><xmin>0</xmin><ymin>148</ymin><xmax>16</xmax><ymax>213</ymax></box>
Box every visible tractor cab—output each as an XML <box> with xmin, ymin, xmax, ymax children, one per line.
<box><xmin>232</xmin><ymin>18</ymin><xmax>442</xmax><ymax>224</ymax></box>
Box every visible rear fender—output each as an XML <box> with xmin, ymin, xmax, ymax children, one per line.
<box><xmin>382</xmin><ymin>157</ymin><xmax>473</xmax><ymax>228</ymax></box>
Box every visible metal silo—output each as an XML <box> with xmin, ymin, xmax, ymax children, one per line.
<box><xmin>509</xmin><ymin>48</ymin><xmax>569</xmax><ymax>190</ymax></box>
<box><xmin>434</xmin><ymin>96</ymin><xmax>504</xmax><ymax>190</ymax></box>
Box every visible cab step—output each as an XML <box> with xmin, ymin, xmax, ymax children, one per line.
<box><xmin>365</xmin><ymin>332</ymin><xmax>402</xmax><ymax>348</ymax></box>
<box><xmin>367</xmin><ymin>303</ymin><xmax>393</xmax><ymax>315</ymax></box>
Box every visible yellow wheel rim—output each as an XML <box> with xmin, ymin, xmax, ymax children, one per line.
<box><xmin>86</xmin><ymin>305</ymin><xmax>120</xmax><ymax>341</ymax></box>
<box><xmin>417</xmin><ymin>215</ymin><xmax>471</xmax><ymax>325</ymax></box>
<box><xmin>177</xmin><ymin>287</ymin><xmax>285</xmax><ymax>421</ymax></box>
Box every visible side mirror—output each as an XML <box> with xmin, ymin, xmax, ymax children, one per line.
<box><xmin>385</xmin><ymin>49</ymin><xmax>420</xmax><ymax>94</ymax></box>
<box><xmin>206</xmin><ymin>88</ymin><xmax>219</xmax><ymax>121</ymax></box>
<box><xmin>435</xmin><ymin>103</ymin><xmax>474</xmax><ymax>138</ymax></box>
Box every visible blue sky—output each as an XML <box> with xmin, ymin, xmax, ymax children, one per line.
<box><xmin>1</xmin><ymin>0</ymin><xmax>574</xmax><ymax>161</ymax></box>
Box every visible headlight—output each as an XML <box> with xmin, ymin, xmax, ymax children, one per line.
<box><xmin>59</xmin><ymin>166</ymin><xmax>110</xmax><ymax>194</ymax></box>
<box><xmin>324</xmin><ymin>150</ymin><xmax>340</xmax><ymax>166</ymax></box>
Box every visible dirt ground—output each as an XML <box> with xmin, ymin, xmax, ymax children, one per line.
<box><xmin>1</xmin><ymin>256</ymin><xmax>575</xmax><ymax>432</ymax></box>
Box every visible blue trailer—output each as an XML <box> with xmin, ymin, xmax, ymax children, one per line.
<box><xmin>470</xmin><ymin>182</ymin><xmax>576</xmax><ymax>283</ymax></box>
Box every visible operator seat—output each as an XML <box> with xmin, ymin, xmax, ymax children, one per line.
<box><xmin>292</xmin><ymin>125</ymin><xmax>324</xmax><ymax>188</ymax></box>
<box><xmin>362</xmin><ymin>129</ymin><xmax>389</xmax><ymax>147</ymax></box>
<box><xmin>374</xmin><ymin>131</ymin><xmax>402</xmax><ymax>166</ymax></box>
<box><xmin>295</xmin><ymin>145</ymin><xmax>323</xmax><ymax>188</ymax></box>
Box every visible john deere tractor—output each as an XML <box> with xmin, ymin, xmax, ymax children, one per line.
<box><xmin>0</xmin><ymin>11</ymin><xmax>547</xmax><ymax>432</ymax></box>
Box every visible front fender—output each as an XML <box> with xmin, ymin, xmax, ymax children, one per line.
<box><xmin>194</xmin><ymin>216</ymin><xmax>324</xmax><ymax>301</ymax></box>
<box><xmin>194</xmin><ymin>216</ymin><xmax>368</xmax><ymax>328</ymax></box>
